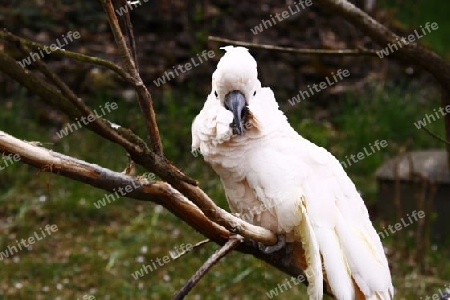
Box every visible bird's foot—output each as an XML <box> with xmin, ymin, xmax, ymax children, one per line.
<box><xmin>258</xmin><ymin>234</ymin><xmax>286</xmax><ymax>254</ymax></box>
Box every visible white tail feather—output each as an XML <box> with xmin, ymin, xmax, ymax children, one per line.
<box><xmin>295</xmin><ymin>198</ymin><xmax>323</xmax><ymax>300</ymax></box>
<box><xmin>314</xmin><ymin>227</ymin><xmax>355</xmax><ymax>299</ymax></box>
<box><xmin>335</xmin><ymin>214</ymin><xmax>393</xmax><ymax>299</ymax></box>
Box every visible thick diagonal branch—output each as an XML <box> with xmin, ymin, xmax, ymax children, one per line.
<box><xmin>314</xmin><ymin>0</ymin><xmax>450</xmax><ymax>167</ymax></box>
<box><xmin>0</xmin><ymin>50</ymin><xmax>280</xmax><ymax>246</ymax></box>
<box><xmin>0</xmin><ymin>130</ymin><xmax>317</xmax><ymax>290</ymax></box>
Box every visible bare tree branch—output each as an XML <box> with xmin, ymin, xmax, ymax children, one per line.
<box><xmin>173</xmin><ymin>235</ymin><xmax>244</xmax><ymax>300</ymax></box>
<box><xmin>0</xmin><ymin>130</ymin><xmax>316</xmax><ymax>290</ymax></box>
<box><xmin>208</xmin><ymin>35</ymin><xmax>380</xmax><ymax>56</ymax></box>
<box><xmin>0</xmin><ymin>50</ymin><xmax>139</xmax><ymax>152</ymax></box>
<box><xmin>0</xmin><ymin>51</ymin><xmax>224</xmax><ymax>241</ymax></box>
<box><xmin>420</xmin><ymin>127</ymin><xmax>450</xmax><ymax>146</ymax></box>
<box><xmin>313</xmin><ymin>0</ymin><xmax>450</xmax><ymax>86</ymax></box>
<box><xmin>117</xmin><ymin>0</ymin><xmax>139</xmax><ymax>70</ymax></box>
<box><xmin>171</xmin><ymin>239</ymin><xmax>211</xmax><ymax>261</ymax></box>
<box><xmin>314</xmin><ymin>0</ymin><xmax>450</xmax><ymax>168</ymax></box>
<box><xmin>1</xmin><ymin>51</ymin><xmax>275</xmax><ymax>245</ymax></box>
<box><xmin>0</xmin><ymin>129</ymin><xmax>277</xmax><ymax>245</ymax></box>
<box><xmin>100</xmin><ymin>0</ymin><xmax>163</xmax><ymax>156</ymax></box>
<box><xmin>0</xmin><ymin>50</ymin><xmax>194</xmax><ymax>187</ymax></box>
<box><xmin>0</xmin><ymin>52</ymin><xmax>266</xmax><ymax>244</ymax></box>
<box><xmin>14</xmin><ymin>42</ymin><xmax>124</xmax><ymax>147</ymax></box>
<box><xmin>0</xmin><ymin>29</ymin><xmax>134</xmax><ymax>82</ymax></box>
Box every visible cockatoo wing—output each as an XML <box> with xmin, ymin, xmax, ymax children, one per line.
<box><xmin>301</xmin><ymin>140</ymin><xmax>393</xmax><ymax>299</ymax></box>
<box><xmin>244</xmin><ymin>132</ymin><xmax>393</xmax><ymax>299</ymax></box>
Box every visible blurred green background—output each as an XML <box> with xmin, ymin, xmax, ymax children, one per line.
<box><xmin>0</xmin><ymin>0</ymin><xmax>449</xmax><ymax>299</ymax></box>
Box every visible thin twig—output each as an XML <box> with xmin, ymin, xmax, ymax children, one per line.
<box><xmin>101</xmin><ymin>0</ymin><xmax>163</xmax><ymax>156</ymax></box>
<box><xmin>173</xmin><ymin>235</ymin><xmax>243</xmax><ymax>300</ymax></box>
<box><xmin>392</xmin><ymin>156</ymin><xmax>403</xmax><ymax>226</ymax></box>
<box><xmin>16</xmin><ymin>42</ymin><xmax>79</xmax><ymax>101</ymax></box>
<box><xmin>420</xmin><ymin>127</ymin><xmax>450</xmax><ymax>146</ymax></box>
<box><xmin>440</xmin><ymin>87</ymin><xmax>450</xmax><ymax>169</ymax></box>
<box><xmin>118</xmin><ymin>0</ymin><xmax>139</xmax><ymax>70</ymax></box>
<box><xmin>15</xmin><ymin>42</ymin><xmax>86</xmax><ymax>112</ymax></box>
<box><xmin>193</xmin><ymin>238</ymin><xmax>211</xmax><ymax>249</ymax></box>
<box><xmin>208</xmin><ymin>36</ymin><xmax>380</xmax><ymax>56</ymax></box>
<box><xmin>19</xmin><ymin>47</ymin><xmax>139</xmax><ymax>154</ymax></box>
<box><xmin>0</xmin><ymin>29</ymin><xmax>134</xmax><ymax>82</ymax></box>
<box><xmin>100</xmin><ymin>0</ymin><xmax>137</xmax><ymax>75</ymax></box>
<box><xmin>171</xmin><ymin>239</ymin><xmax>211</xmax><ymax>261</ymax></box>
<box><xmin>0</xmin><ymin>49</ymin><xmax>140</xmax><ymax>153</ymax></box>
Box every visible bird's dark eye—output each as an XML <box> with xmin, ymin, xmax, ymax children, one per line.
<box><xmin>214</xmin><ymin>91</ymin><xmax>218</xmax><ymax>98</ymax></box>
<box><xmin>253</xmin><ymin>91</ymin><xmax>256</xmax><ymax>96</ymax></box>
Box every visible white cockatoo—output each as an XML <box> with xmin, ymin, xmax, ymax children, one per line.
<box><xmin>191</xmin><ymin>46</ymin><xmax>394</xmax><ymax>300</ymax></box>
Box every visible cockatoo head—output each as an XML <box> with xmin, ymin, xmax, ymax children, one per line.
<box><xmin>211</xmin><ymin>46</ymin><xmax>261</xmax><ymax>135</ymax></box>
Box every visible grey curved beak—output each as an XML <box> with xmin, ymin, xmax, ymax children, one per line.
<box><xmin>224</xmin><ymin>90</ymin><xmax>247</xmax><ymax>135</ymax></box>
